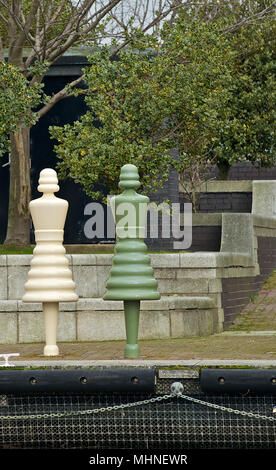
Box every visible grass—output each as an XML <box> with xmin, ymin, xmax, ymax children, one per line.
<box><xmin>0</xmin><ymin>244</ymin><xmax>184</xmax><ymax>255</ymax></box>
<box><xmin>0</xmin><ymin>245</ymin><xmax>34</xmax><ymax>255</ymax></box>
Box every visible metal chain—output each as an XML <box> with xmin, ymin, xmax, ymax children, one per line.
<box><xmin>178</xmin><ymin>393</ymin><xmax>276</xmax><ymax>422</ymax></box>
<box><xmin>0</xmin><ymin>393</ymin><xmax>175</xmax><ymax>421</ymax></box>
<box><xmin>0</xmin><ymin>389</ymin><xmax>276</xmax><ymax>422</ymax></box>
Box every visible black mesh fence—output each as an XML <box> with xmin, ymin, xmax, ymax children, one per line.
<box><xmin>0</xmin><ymin>393</ymin><xmax>276</xmax><ymax>449</ymax></box>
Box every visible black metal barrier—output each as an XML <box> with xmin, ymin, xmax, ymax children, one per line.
<box><xmin>0</xmin><ymin>369</ymin><xmax>156</xmax><ymax>394</ymax></box>
<box><xmin>0</xmin><ymin>368</ymin><xmax>276</xmax><ymax>449</ymax></box>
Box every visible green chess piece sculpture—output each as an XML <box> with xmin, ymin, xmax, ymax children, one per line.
<box><xmin>103</xmin><ymin>164</ymin><xmax>160</xmax><ymax>358</ymax></box>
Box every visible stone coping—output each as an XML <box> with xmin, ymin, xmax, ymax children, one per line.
<box><xmin>179</xmin><ymin>251</ymin><xmax>254</xmax><ymax>268</ymax></box>
<box><xmin>181</xmin><ymin>213</ymin><xmax>276</xmax><ymax>228</ymax></box>
<box><xmin>0</xmin><ymin>251</ymin><xmax>255</xmax><ymax>268</ymax></box>
<box><xmin>0</xmin><ymin>253</ymin><xmax>113</xmax><ymax>266</ymax></box>
<box><xmin>253</xmin><ymin>214</ymin><xmax>276</xmax><ymax>229</ymax></box>
<box><xmin>0</xmin><ymin>295</ymin><xmax>215</xmax><ymax>312</ymax></box>
<box><xmin>3</xmin><ymin>359</ymin><xmax>276</xmax><ymax>368</ymax></box>
<box><xmin>179</xmin><ymin>180</ymin><xmax>252</xmax><ymax>193</ymax></box>
<box><xmin>188</xmin><ymin>213</ymin><xmax>222</xmax><ymax>226</ymax></box>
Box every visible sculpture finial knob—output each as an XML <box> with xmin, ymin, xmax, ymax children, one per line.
<box><xmin>37</xmin><ymin>168</ymin><xmax>59</xmax><ymax>193</ymax></box>
<box><xmin>118</xmin><ymin>164</ymin><xmax>140</xmax><ymax>190</ymax></box>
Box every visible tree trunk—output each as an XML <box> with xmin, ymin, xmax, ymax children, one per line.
<box><xmin>4</xmin><ymin>126</ymin><xmax>31</xmax><ymax>247</ymax></box>
<box><xmin>216</xmin><ymin>159</ymin><xmax>231</xmax><ymax>180</ymax></box>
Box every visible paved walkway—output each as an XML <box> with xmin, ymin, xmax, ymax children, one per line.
<box><xmin>1</xmin><ymin>334</ymin><xmax>276</xmax><ymax>363</ymax></box>
<box><xmin>0</xmin><ymin>270</ymin><xmax>275</xmax><ymax>364</ymax></box>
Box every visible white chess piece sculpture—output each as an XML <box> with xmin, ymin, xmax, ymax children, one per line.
<box><xmin>22</xmin><ymin>168</ymin><xmax>78</xmax><ymax>356</ymax></box>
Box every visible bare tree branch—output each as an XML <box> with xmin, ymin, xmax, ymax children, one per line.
<box><xmin>37</xmin><ymin>75</ymin><xmax>86</xmax><ymax>118</ymax></box>
<box><xmin>222</xmin><ymin>0</ymin><xmax>276</xmax><ymax>33</ymax></box>
<box><xmin>45</xmin><ymin>0</ymin><xmax>121</xmax><ymax>63</ymax></box>
<box><xmin>3</xmin><ymin>0</ymin><xmax>274</xmax><ymax>124</ymax></box>
<box><xmin>109</xmin><ymin>2</ymin><xmax>185</xmax><ymax>58</ymax></box>
<box><xmin>0</xmin><ymin>10</ymin><xmax>8</xmax><ymax>25</ymax></box>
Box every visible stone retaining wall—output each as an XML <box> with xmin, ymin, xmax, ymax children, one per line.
<box><xmin>0</xmin><ymin>180</ymin><xmax>275</xmax><ymax>344</ymax></box>
<box><xmin>0</xmin><ymin>253</ymin><xmax>219</xmax><ymax>344</ymax></box>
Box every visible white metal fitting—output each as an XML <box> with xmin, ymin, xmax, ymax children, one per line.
<box><xmin>0</xmin><ymin>353</ymin><xmax>20</xmax><ymax>367</ymax></box>
<box><xmin>171</xmin><ymin>381</ymin><xmax>184</xmax><ymax>395</ymax></box>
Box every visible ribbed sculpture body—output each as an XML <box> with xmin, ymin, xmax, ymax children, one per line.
<box><xmin>22</xmin><ymin>168</ymin><xmax>78</xmax><ymax>356</ymax></box>
<box><xmin>104</xmin><ymin>237</ymin><xmax>160</xmax><ymax>300</ymax></box>
<box><xmin>104</xmin><ymin>164</ymin><xmax>160</xmax><ymax>358</ymax></box>
<box><xmin>104</xmin><ymin>164</ymin><xmax>160</xmax><ymax>301</ymax></box>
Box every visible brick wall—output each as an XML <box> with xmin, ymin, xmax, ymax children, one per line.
<box><xmin>142</xmin><ymin>160</ymin><xmax>276</xmax><ymax>252</ymax></box>
<box><xmin>206</xmin><ymin>162</ymin><xmax>276</xmax><ymax>180</ymax></box>
<box><xmin>187</xmin><ymin>226</ymin><xmax>221</xmax><ymax>252</ymax></box>
<box><xmin>179</xmin><ymin>192</ymin><xmax>252</xmax><ymax>213</ymax></box>
<box><xmin>218</xmin><ymin>163</ymin><xmax>276</xmax><ymax>181</ymax></box>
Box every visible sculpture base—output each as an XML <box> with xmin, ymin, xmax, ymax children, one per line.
<box><xmin>44</xmin><ymin>345</ymin><xmax>59</xmax><ymax>356</ymax></box>
<box><xmin>124</xmin><ymin>343</ymin><xmax>140</xmax><ymax>359</ymax></box>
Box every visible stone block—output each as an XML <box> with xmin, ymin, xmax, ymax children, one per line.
<box><xmin>220</xmin><ymin>213</ymin><xmax>254</xmax><ymax>256</ymax></box>
<box><xmin>217</xmin><ymin>307</ymin><xmax>224</xmax><ymax>326</ymax></box>
<box><xmin>154</xmin><ymin>268</ymin><xmax>176</xmax><ymax>279</ymax></box>
<box><xmin>198</xmin><ymin>310</ymin><xmax>214</xmax><ymax>336</ymax></box>
<box><xmin>208</xmin><ymin>293</ymin><xmax>222</xmax><ymax>308</ymax></box>
<box><xmin>57</xmin><ymin>312</ymin><xmax>76</xmax><ymax>341</ymax></box>
<box><xmin>18</xmin><ymin>311</ymin><xmax>44</xmax><ymax>343</ymax></box>
<box><xmin>0</xmin><ymin>300</ymin><xmax>18</xmax><ymax>311</ymax></box>
<box><xmin>77</xmin><ymin>298</ymin><xmax>123</xmax><ymax>311</ymax></box>
<box><xmin>216</xmin><ymin>252</ymin><xmax>254</xmax><ymax>267</ymax></box>
<box><xmin>7</xmin><ymin>266</ymin><xmax>29</xmax><ymax>300</ymax></box>
<box><xmin>208</xmin><ymin>279</ymin><xmax>222</xmax><ymax>293</ymax></box>
<box><xmin>170</xmin><ymin>310</ymin><xmax>200</xmax><ymax>337</ymax></box>
<box><xmin>176</xmin><ymin>268</ymin><xmax>221</xmax><ymax>279</ymax></box>
<box><xmin>77</xmin><ymin>310</ymin><xmax>125</xmax><ymax>341</ymax></box>
<box><xmin>6</xmin><ymin>255</ymin><xmax>32</xmax><ymax>266</ymax></box>
<box><xmin>171</xmin><ymin>296</ymin><xmax>215</xmax><ymax>309</ymax></box>
<box><xmin>0</xmin><ymin>313</ymin><xmax>17</xmax><ymax>343</ymax></box>
<box><xmin>221</xmin><ymin>266</ymin><xmax>258</xmax><ymax>278</ymax></box>
<box><xmin>96</xmin><ymin>265</ymin><xmax>111</xmax><ymax>297</ymax></box>
<box><xmin>252</xmin><ymin>180</ymin><xmax>276</xmax><ymax>217</ymax></box>
<box><xmin>206</xmin><ymin>180</ymin><xmax>252</xmax><ymax>192</ymax></box>
<box><xmin>72</xmin><ymin>265</ymin><xmax>98</xmax><ymax>298</ymax></box>
<box><xmin>180</xmin><ymin>252</ymin><xmax>219</xmax><ymax>268</ymax></box>
<box><xmin>139</xmin><ymin>310</ymin><xmax>170</xmax><ymax>339</ymax></box>
<box><xmin>59</xmin><ymin>301</ymin><xmax>77</xmax><ymax>312</ymax></box>
<box><xmin>150</xmin><ymin>254</ymin><xmax>180</xmax><ymax>268</ymax></box>
<box><xmin>254</xmin><ymin>227</ymin><xmax>276</xmax><ymax>237</ymax></box>
<box><xmin>0</xmin><ymin>267</ymin><xmax>7</xmax><ymax>300</ymax></box>
<box><xmin>95</xmin><ymin>254</ymin><xmax>113</xmax><ymax>265</ymax></box>
<box><xmin>17</xmin><ymin>301</ymin><xmax>42</xmax><ymax>311</ymax></box>
<box><xmin>253</xmin><ymin>214</ymin><xmax>276</xmax><ymax>229</ymax></box>
<box><xmin>18</xmin><ymin>311</ymin><xmax>76</xmax><ymax>343</ymax></box>
<box><xmin>0</xmin><ymin>256</ymin><xmax>7</xmax><ymax>266</ymax></box>
<box><xmin>157</xmin><ymin>278</ymin><xmax>209</xmax><ymax>294</ymax></box>
<box><xmin>141</xmin><ymin>298</ymin><xmax>170</xmax><ymax>311</ymax></box>
<box><xmin>71</xmin><ymin>254</ymin><xmax>96</xmax><ymax>265</ymax></box>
